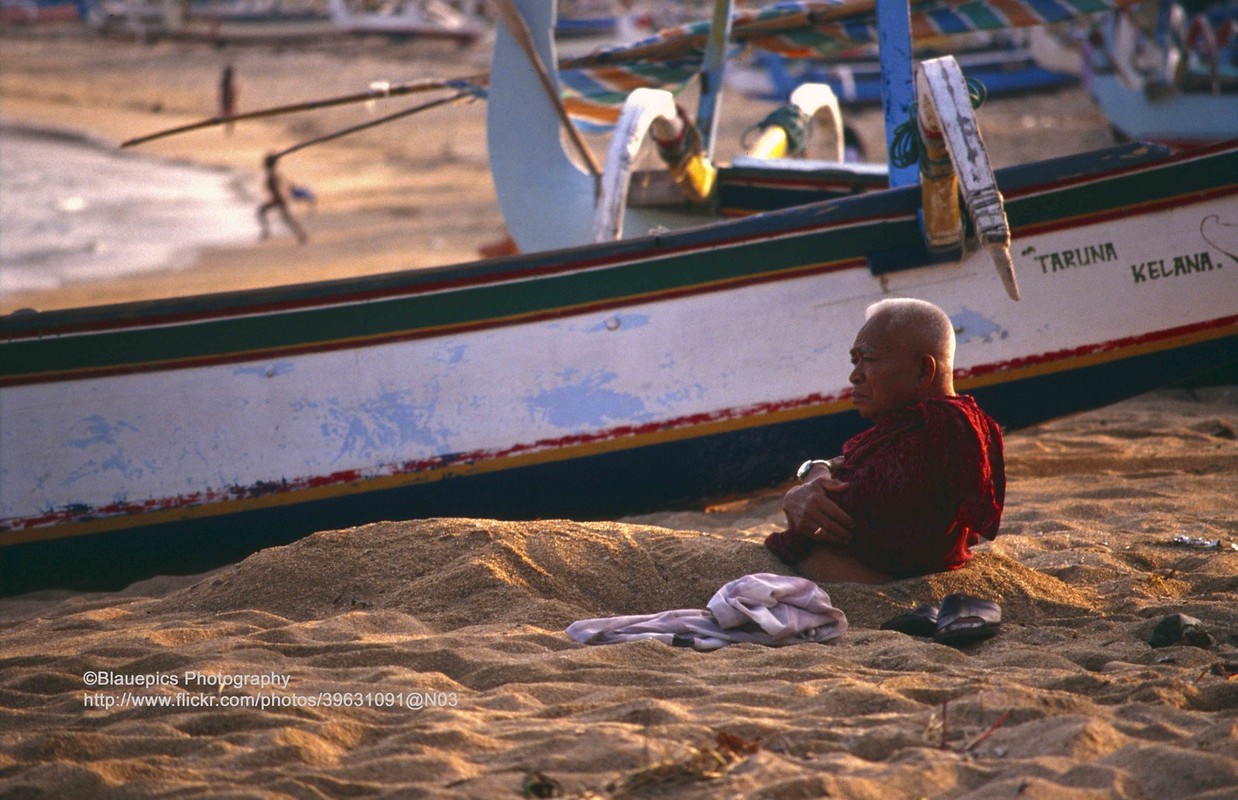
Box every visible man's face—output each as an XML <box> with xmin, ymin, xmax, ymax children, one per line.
<box><xmin>848</xmin><ymin>317</ymin><xmax>924</xmax><ymax>421</ymax></box>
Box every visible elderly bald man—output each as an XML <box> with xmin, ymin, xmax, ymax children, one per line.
<box><xmin>766</xmin><ymin>298</ymin><xmax>1006</xmax><ymax>584</ymax></box>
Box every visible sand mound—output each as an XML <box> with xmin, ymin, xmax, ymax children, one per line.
<box><xmin>149</xmin><ymin>518</ymin><xmax>1103</xmax><ymax>635</ymax></box>
<box><xmin>151</xmin><ymin>519</ymin><xmax>781</xmax><ymax>628</ymax></box>
<box><xmin>2</xmin><ymin>24</ymin><xmax>1236</xmax><ymax>794</ymax></box>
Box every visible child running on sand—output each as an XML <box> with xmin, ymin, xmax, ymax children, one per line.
<box><xmin>257</xmin><ymin>153</ymin><xmax>308</xmax><ymax>245</ymax></box>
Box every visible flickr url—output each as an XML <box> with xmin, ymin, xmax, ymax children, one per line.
<box><xmin>82</xmin><ymin>690</ymin><xmax>459</xmax><ymax>711</ymax></box>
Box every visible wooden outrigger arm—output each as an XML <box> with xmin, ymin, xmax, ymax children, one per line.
<box><xmin>915</xmin><ymin>56</ymin><xmax>1021</xmax><ymax>301</ymax></box>
<box><xmin>592</xmin><ymin>88</ymin><xmax>683</xmax><ymax>242</ymax></box>
<box><xmin>120</xmin><ymin>77</ymin><xmax>483</xmax><ymax>148</ymax></box>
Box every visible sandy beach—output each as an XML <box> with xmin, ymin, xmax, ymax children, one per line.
<box><xmin>2</xmin><ymin>23</ymin><xmax>1236</xmax><ymax>800</ymax></box>
<box><xmin>2</xmin><ymin>388</ymin><xmax>1236</xmax><ymax>799</ymax></box>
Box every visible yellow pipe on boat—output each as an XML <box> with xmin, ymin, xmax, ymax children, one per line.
<box><xmin>748</xmin><ymin>86</ymin><xmax>843</xmax><ymax>162</ymax></box>
<box><xmin>669</xmin><ymin>152</ymin><xmax>718</xmax><ymax>204</ymax></box>
<box><xmin>747</xmin><ymin>126</ymin><xmax>790</xmax><ymax>159</ymax></box>
<box><xmin>652</xmin><ymin>110</ymin><xmax>717</xmax><ymax>204</ymax></box>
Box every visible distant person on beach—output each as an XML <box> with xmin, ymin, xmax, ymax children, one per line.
<box><xmin>257</xmin><ymin>153</ymin><xmax>309</xmax><ymax>245</ymax></box>
<box><xmin>765</xmin><ymin>298</ymin><xmax>1005</xmax><ymax>584</ymax></box>
<box><xmin>219</xmin><ymin>64</ymin><xmax>237</xmax><ymax>136</ymax></box>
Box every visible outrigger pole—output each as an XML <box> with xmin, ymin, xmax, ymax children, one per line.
<box><xmin>269</xmin><ymin>91</ymin><xmax>479</xmax><ymax>162</ymax></box>
<box><xmin>695</xmin><ymin>0</ymin><xmax>735</xmax><ymax>159</ymax></box>
<box><xmin>120</xmin><ymin>77</ymin><xmax>485</xmax><ymax>148</ymax></box>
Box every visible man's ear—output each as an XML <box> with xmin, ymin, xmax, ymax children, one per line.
<box><xmin>917</xmin><ymin>354</ymin><xmax>938</xmax><ymax>388</ymax></box>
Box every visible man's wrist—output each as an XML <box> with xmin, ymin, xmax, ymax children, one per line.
<box><xmin>796</xmin><ymin>459</ymin><xmax>832</xmax><ymax>482</ymax></box>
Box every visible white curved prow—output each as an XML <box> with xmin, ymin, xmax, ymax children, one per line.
<box><xmin>488</xmin><ymin>0</ymin><xmax>698</xmax><ymax>252</ymax></box>
<box><xmin>915</xmin><ymin>56</ymin><xmax>1021</xmax><ymax>301</ymax></box>
<box><xmin>789</xmin><ymin>83</ymin><xmax>844</xmax><ymax>162</ymax></box>
<box><xmin>592</xmin><ymin>89</ymin><xmax>680</xmax><ymax>242</ymax></box>
<box><xmin>1109</xmin><ymin>9</ymin><xmax>1146</xmax><ymax>90</ymax></box>
<box><xmin>487</xmin><ymin>0</ymin><xmax>593</xmax><ymax>253</ymax></box>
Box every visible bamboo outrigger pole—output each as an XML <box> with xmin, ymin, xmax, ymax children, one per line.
<box><xmin>120</xmin><ymin>76</ymin><xmax>486</xmax><ymax>148</ymax></box>
<box><xmin>270</xmin><ymin>91</ymin><xmax>478</xmax><ymax>161</ymax></box>
<box><xmin>118</xmin><ymin>1</ymin><xmax>879</xmax><ymax>154</ymax></box>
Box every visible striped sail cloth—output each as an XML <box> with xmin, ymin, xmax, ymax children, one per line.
<box><xmin>558</xmin><ymin>0</ymin><xmax>1134</xmax><ymax>129</ymax></box>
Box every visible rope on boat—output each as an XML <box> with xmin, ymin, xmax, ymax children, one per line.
<box><xmin>889</xmin><ymin>77</ymin><xmax>987</xmax><ymax>170</ymax></box>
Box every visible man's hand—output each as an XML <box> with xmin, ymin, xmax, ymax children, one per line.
<box><xmin>782</xmin><ymin>477</ymin><xmax>854</xmax><ymax>545</ymax></box>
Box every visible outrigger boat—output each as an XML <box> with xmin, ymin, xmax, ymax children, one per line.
<box><xmin>2</xmin><ymin>0</ymin><xmax>1236</xmax><ymax>594</ymax></box>
<box><xmin>1083</xmin><ymin>0</ymin><xmax>1238</xmax><ymax>146</ymax></box>
<box><xmin>324</xmin><ymin>0</ymin><xmax>485</xmax><ymax>44</ymax></box>
<box><xmin>0</xmin><ymin>0</ymin><xmax>87</xmax><ymax>23</ymax></box>
<box><xmin>733</xmin><ymin>32</ymin><xmax>1079</xmax><ymax>106</ymax></box>
<box><xmin>85</xmin><ymin>0</ymin><xmax>341</xmax><ymax>43</ymax></box>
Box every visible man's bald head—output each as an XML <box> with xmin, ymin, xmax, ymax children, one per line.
<box><xmin>848</xmin><ymin>298</ymin><xmax>956</xmax><ymax>420</ymax></box>
<box><xmin>863</xmin><ymin>298</ymin><xmax>956</xmax><ymax>369</ymax></box>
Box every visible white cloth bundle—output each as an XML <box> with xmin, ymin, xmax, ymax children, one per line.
<box><xmin>565</xmin><ymin>573</ymin><xmax>848</xmax><ymax>651</ymax></box>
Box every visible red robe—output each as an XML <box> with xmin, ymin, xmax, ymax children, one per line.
<box><xmin>766</xmin><ymin>395</ymin><xmax>1005</xmax><ymax>577</ymax></box>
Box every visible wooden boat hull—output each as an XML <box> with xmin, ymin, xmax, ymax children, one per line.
<box><xmin>2</xmin><ymin>141</ymin><xmax>1236</xmax><ymax>593</ymax></box>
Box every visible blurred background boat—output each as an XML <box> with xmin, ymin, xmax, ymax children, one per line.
<box><xmin>0</xmin><ymin>0</ymin><xmax>88</xmax><ymax>23</ymax></box>
<box><xmin>1082</xmin><ymin>0</ymin><xmax>1238</xmax><ymax>146</ymax></box>
<box><xmin>729</xmin><ymin>30</ymin><xmax>1080</xmax><ymax>105</ymax></box>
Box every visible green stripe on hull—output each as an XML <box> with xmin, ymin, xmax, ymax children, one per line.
<box><xmin>2</xmin><ymin>143</ymin><xmax>1235</xmax><ymax>382</ymax></box>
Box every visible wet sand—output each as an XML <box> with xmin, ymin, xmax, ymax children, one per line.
<box><xmin>2</xmin><ymin>25</ymin><xmax>1235</xmax><ymax>800</ymax></box>
<box><xmin>0</xmin><ymin>123</ymin><xmax>257</xmax><ymax>295</ymax></box>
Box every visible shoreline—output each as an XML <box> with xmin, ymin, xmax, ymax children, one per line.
<box><xmin>1</xmin><ymin>120</ymin><xmax>260</xmax><ymax>297</ymax></box>
<box><xmin>0</xmin><ymin>28</ymin><xmax>504</xmax><ymax>313</ymax></box>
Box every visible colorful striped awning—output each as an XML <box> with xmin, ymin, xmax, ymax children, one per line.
<box><xmin>559</xmin><ymin>0</ymin><xmax>1135</xmax><ymax>128</ymax></box>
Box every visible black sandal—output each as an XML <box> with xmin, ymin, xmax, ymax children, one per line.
<box><xmin>880</xmin><ymin>603</ymin><xmax>940</xmax><ymax>637</ymax></box>
<box><xmin>933</xmin><ymin>594</ymin><xmax>1001</xmax><ymax>646</ymax></box>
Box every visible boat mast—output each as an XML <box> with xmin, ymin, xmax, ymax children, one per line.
<box><xmin>877</xmin><ymin>0</ymin><xmax>918</xmax><ymax>188</ymax></box>
<box><xmin>695</xmin><ymin>0</ymin><xmax>735</xmax><ymax>159</ymax></box>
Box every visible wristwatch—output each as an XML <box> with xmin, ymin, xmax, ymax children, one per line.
<box><xmin>796</xmin><ymin>459</ymin><xmax>831</xmax><ymax>482</ymax></box>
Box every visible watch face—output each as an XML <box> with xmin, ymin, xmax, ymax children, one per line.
<box><xmin>796</xmin><ymin>460</ymin><xmax>816</xmax><ymax>481</ymax></box>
